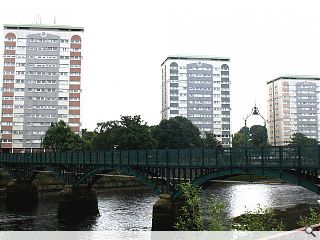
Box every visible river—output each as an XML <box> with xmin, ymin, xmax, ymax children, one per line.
<box><xmin>0</xmin><ymin>182</ymin><xmax>319</xmax><ymax>231</ymax></box>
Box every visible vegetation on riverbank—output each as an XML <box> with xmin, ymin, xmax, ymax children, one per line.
<box><xmin>233</xmin><ymin>204</ymin><xmax>320</xmax><ymax>230</ymax></box>
<box><xmin>176</xmin><ymin>181</ymin><xmax>320</xmax><ymax>231</ymax></box>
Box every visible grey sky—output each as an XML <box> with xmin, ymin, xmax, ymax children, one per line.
<box><xmin>1</xmin><ymin>0</ymin><xmax>320</xmax><ymax>133</ymax></box>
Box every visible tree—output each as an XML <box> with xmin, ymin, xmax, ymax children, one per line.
<box><xmin>174</xmin><ymin>182</ymin><xmax>203</xmax><ymax>231</ymax></box>
<box><xmin>92</xmin><ymin>115</ymin><xmax>157</xmax><ymax>150</ymax></box>
<box><xmin>232</xmin><ymin>132</ymin><xmax>246</xmax><ymax>147</ymax></box>
<box><xmin>92</xmin><ymin>120</ymin><xmax>122</xmax><ymax>150</ymax></box>
<box><xmin>207</xmin><ymin>198</ymin><xmax>229</xmax><ymax>230</ymax></box>
<box><xmin>42</xmin><ymin>120</ymin><xmax>84</xmax><ymax>151</ymax></box>
<box><xmin>153</xmin><ymin>116</ymin><xmax>202</xmax><ymax>149</ymax></box>
<box><xmin>202</xmin><ymin>132</ymin><xmax>220</xmax><ymax>148</ymax></box>
<box><xmin>249</xmin><ymin>125</ymin><xmax>268</xmax><ymax>147</ymax></box>
<box><xmin>117</xmin><ymin>115</ymin><xmax>157</xmax><ymax>149</ymax></box>
<box><xmin>290</xmin><ymin>133</ymin><xmax>318</xmax><ymax>145</ymax></box>
<box><xmin>232</xmin><ymin>125</ymin><xmax>268</xmax><ymax>147</ymax></box>
<box><xmin>81</xmin><ymin>129</ymin><xmax>96</xmax><ymax>150</ymax></box>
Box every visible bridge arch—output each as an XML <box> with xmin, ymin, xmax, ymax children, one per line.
<box><xmin>72</xmin><ymin>166</ymin><xmax>161</xmax><ymax>195</ymax></box>
<box><xmin>172</xmin><ymin>168</ymin><xmax>320</xmax><ymax>200</ymax></box>
<box><xmin>0</xmin><ymin>164</ymin><xmax>67</xmax><ymax>184</ymax></box>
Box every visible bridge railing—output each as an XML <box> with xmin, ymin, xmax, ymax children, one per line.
<box><xmin>0</xmin><ymin>146</ymin><xmax>320</xmax><ymax>169</ymax></box>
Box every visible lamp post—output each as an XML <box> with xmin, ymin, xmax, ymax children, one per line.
<box><xmin>244</xmin><ymin>104</ymin><xmax>266</xmax><ymax>147</ymax></box>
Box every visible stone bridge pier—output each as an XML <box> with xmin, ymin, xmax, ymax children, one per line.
<box><xmin>57</xmin><ymin>187</ymin><xmax>99</xmax><ymax>218</ymax></box>
<box><xmin>152</xmin><ymin>194</ymin><xmax>186</xmax><ymax>230</ymax></box>
<box><xmin>5</xmin><ymin>180</ymin><xmax>39</xmax><ymax>209</ymax></box>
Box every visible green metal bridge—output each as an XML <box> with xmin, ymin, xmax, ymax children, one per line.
<box><xmin>1</xmin><ymin>145</ymin><xmax>320</xmax><ymax>199</ymax></box>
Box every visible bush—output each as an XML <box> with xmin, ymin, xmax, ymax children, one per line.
<box><xmin>232</xmin><ymin>204</ymin><xmax>284</xmax><ymax>231</ymax></box>
<box><xmin>207</xmin><ymin>198</ymin><xmax>229</xmax><ymax>230</ymax></box>
<box><xmin>174</xmin><ymin>182</ymin><xmax>203</xmax><ymax>231</ymax></box>
<box><xmin>298</xmin><ymin>207</ymin><xmax>320</xmax><ymax>227</ymax></box>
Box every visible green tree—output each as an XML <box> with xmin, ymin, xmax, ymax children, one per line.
<box><xmin>93</xmin><ymin>120</ymin><xmax>121</xmax><ymax>150</ymax></box>
<box><xmin>92</xmin><ymin>115</ymin><xmax>157</xmax><ymax>150</ymax></box>
<box><xmin>153</xmin><ymin>116</ymin><xmax>202</xmax><ymax>149</ymax></box>
<box><xmin>174</xmin><ymin>182</ymin><xmax>203</xmax><ymax>231</ymax></box>
<box><xmin>249</xmin><ymin>125</ymin><xmax>268</xmax><ymax>147</ymax></box>
<box><xmin>81</xmin><ymin>129</ymin><xmax>96</xmax><ymax>150</ymax></box>
<box><xmin>290</xmin><ymin>133</ymin><xmax>318</xmax><ymax>145</ymax></box>
<box><xmin>202</xmin><ymin>132</ymin><xmax>220</xmax><ymax>148</ymax></box>
<box><xmin>42</xmin><ymin>120</ymin><xmax>84</xmax><ymax>151</ymax></box>
<box><xmin>232</xmin><ymin>125</ymin><xmax>268</xmax><ymax>147</ymax></box>
<box><xmin>232</xmin><ymin>132</ymin><xmax>246</xmax><ymax>147</ymax></box>
<box><xmin>117</xmin><ymin>115</ymin><xmax>157</xmax><ymax>149</ymax></box>
<box><xmin>207</xmin><ymin>198</ymin><xmax>229</xmax><ymax>230</ymax></box>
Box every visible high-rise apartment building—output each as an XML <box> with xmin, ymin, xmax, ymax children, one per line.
<box><xmin>1</xmin><ymin>24</ymin><xmax>83</xmax><ymax>153</ymax></box>
<box><xmin>161</xmin><ymin>56</ymin><xmax>231</xmax><ymax>146</ymax></box>
<box><xmin>267</xmin><ymin>75</ymin><xmax>320</xmax><ymax>146</ymax></box>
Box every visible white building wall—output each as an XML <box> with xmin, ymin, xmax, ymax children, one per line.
<box><xmin>161</xmin><ymin>57</ymin><xmax>231</xmax><ymax>146</ymax></box>
<box><xmin>267</xmin><ymin>76</ymin><xmax>320</xmax><ymax>145</ymax></box>
<box><xmin>1</xmin><ymin>25</ymin><xmax>83</xmax><ymax>152</ymax></box>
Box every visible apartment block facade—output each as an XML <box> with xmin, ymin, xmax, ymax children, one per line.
<box><xmin>161</xmin><ymin>56</ymin><xmax>231</xmax><ymax>146</ymax></box>
<box><xmin>1</xmin><ymin>24</ymin><xmax>83</xmax><ymax>153</ymax></box>
<box><xmin>267</xmin><ymin>76</ymin><xmax>320</xmax><ymax>146</ymax></box>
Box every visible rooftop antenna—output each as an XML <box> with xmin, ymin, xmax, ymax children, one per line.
<box><xmin>53</xmin><ymin>15</ymin><xmax>56</xmax><ymax>25</ymax></box>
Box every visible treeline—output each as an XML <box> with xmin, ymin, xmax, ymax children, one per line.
<box><xmin>42</xmin><ymin>115</ymin><xmax>222</xmax><ymax>151</ymax></box>
<box><xmin>232</xmin><ymin>125</ymin><xmax>317</xmax><ymax>147</ymax></box>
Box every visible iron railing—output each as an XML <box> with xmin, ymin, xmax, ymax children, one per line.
<box><xmin>0</xmin><ymin>145</ymin><xmax>320</xmax><ymax>170</ymax></box>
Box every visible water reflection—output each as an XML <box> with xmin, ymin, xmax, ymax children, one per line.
<box><xmin>58</xmin><ymin>215</ymin><xmax>98</xmax><ymax>231</ymax></box>
<box><xmin>0</xmin><ymin>202</ymin><xmax>39</xmax><ymax>230</ymax></box>
<box><xmin>228</xmin><ymin>184</ymin><xmax>271</xmax><ymax>216</ymax></box>
<box><xmin>202</xmin><ymin>183</ymin><xmax>320</xmax><ymax>218</ymax></box>
<box><xmin>92</xmin><ymin>189</ymin><xmax>158</xmax><ymax>231</ymax></box>
<box><xmin>0</xmin><ymin>183</ymin><xmax>318</xmax><ymax>230</ymax></box>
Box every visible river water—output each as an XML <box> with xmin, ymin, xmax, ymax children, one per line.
<box><xmin>0</xmin><ymin>182</ymin><xmax>319</xmax><ymax>231</ymax></box>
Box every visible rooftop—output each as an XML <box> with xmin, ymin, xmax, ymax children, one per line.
<box><xmin>161</xmin><ymin>55</ymin><xmax>229</xmax><ymax>66</ymax></box>
<box><xmin>267</xmin><ymin>75</ymin><xmax>320</xmax><ymax>84</ymax></box>
<box><xmin>4</xmin><ymin>24</ymin><xmax>84</xmax><ymax>32</ymax></box>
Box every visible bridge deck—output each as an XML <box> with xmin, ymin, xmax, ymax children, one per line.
<box><xmin>0</xmin><ymin>145</ymin><xmax>319</xmax><ymax>170</ymax></box>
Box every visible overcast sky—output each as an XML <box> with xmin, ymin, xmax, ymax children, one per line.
<box><xmin>1</xmin><ymin>0</ymin><xmax>320</xmax><ymax>133</ymax></box>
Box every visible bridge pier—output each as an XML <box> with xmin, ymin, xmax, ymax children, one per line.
<box><xmin>57</xmin><ymin>187</ymin><xmax>99</xmax><ymax>218</ymax></box>
<box><xmin>152</xmin><ymin>194</ymin><xmax>175</xmax><ymax>230</ymax></box>
<box><xmin>5</xmin><ymin>180</ymin><xmax>39</xmax><ymax>209</ymax></box>
<box><xmin>152</xmin><ymin>194</ymin><xmax>188</xmax><ymax>230</ymax></box>
<box><xmin>152</xmin><ymin>194</ymin><xmax>197</xmax><ymax>230</ymax></box>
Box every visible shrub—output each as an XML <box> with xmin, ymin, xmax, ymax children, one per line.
<box><xmin>232</xmin><ymin>204</ymin><xmax>284</xmax><ymax>231</ymax></box>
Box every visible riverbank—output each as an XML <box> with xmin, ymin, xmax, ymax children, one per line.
<box><xmin>232</xmin><ymin>203</ymin><xmax>320</xmax><ymax>230</ymax></box>
<box><xmin>0</xmin><ymin>172</ymin><xmax>146</xmax><ymax>200</ymax></box>
<box><xmin>224</xmin><ymin>174</ymin><xmax>283</xmax><ymax>183</ymax></box>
